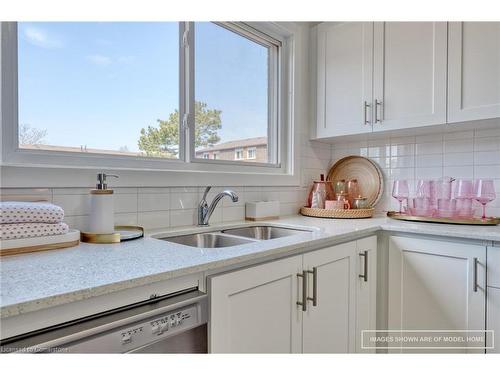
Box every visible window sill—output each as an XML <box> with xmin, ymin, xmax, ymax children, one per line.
<box><xmin>0</xmin><ymin>162</ymin><xmax>300</xmax><ymax>188</ymax></box>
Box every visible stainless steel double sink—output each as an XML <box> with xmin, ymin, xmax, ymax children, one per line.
<box><xmin>154</xmin><ymin>225</ymin><xmax>312</xmax><ymax>249</ymax></box>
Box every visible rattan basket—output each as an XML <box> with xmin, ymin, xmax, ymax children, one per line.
<box><xmin>300</xmin><ymin>206</ymin><xmax>374</xmax><ymax>219</ymax></box>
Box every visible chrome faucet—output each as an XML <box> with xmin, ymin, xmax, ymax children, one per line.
<box><xmin>198</xmin><ymin>186</ymin><xmax>238</xmax><ymax>226</ymax></box>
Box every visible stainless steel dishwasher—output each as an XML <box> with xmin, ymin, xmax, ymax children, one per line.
<box><xmin>1</xmin><ymin>289</ymin><xmax>208</xmax><ymax>353</ymax></box>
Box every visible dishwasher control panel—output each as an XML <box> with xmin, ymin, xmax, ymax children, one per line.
<box><xmin>120</xmin><ymin>305</ymin><xmax>197</xmax><ymax>345</ymax></box>
<box><xmin>65</xmin><ymin>303</ymin><xmax>202</xmax><ymax>353</ymax></box>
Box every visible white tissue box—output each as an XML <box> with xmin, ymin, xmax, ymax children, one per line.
<box><xmin>245</xmin><ymin>201</ymin><xmax>280</xmax><ymax>221</ymax></box>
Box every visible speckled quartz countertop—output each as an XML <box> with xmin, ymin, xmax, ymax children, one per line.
<box><xmin>2</xmin><ymin>215</ymin><xmax>500</xmax><ymax>320</ymax></box>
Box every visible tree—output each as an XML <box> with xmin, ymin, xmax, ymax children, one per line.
<box><xmin>138</xmin><ymin>101</ymin><xmax>222</xmax><ymax>157</ymax></box>
<box><xmin>19</xmin><ymin>124</ymin><xmax>47</xmax><ymax>145</ymax></box>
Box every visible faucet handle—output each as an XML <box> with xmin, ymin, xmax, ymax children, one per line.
<box><xmin>201</xmin><ymin>186</ymin><xmax>212</xmax><ymax>201</ymax></box>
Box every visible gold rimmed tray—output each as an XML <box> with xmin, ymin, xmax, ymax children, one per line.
<box><xmin>300</xmin><ymin>207</ymin><xmax>374</xmax><ymax>219</ymax></box>
<box><xmin>80</xmin><ymin>225</ymin><xmax>144</xmax><ymax>244</ymax></box>
<box><xmin>327</xmin><ymin>156</ymin><xmax>384</xmax><ymax>207</ymax></box>
<box><xmin>387</xmin><ymin>211</ymin><xmax>500</xmax><ymax>226</ymax></box>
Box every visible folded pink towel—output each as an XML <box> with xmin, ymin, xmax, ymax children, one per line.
<box><xmin>0</xmin><ymin>201</ymin><xmax>65</xmax><ymax>224</ymax></box>
<box><xmin>1</xmin><ymin>222</ymin><xmax>69</xmax><ymax>240</ymax></box>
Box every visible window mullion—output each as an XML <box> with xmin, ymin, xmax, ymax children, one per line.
<box><xmin>184</xmin><ymin>22</ymin><xmax>195</xmax><ymax>164</ymax></box>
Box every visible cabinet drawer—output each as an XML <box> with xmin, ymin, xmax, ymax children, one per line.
<box><xmin>487</xmin><ymin>247</ymin><xmax>500</xmax><ymax>288</ymax></box>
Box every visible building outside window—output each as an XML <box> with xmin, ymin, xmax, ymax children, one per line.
<box><xmin>195</xmin><ymin>137</ymin><xmax>267</xmax><ymax>162</ymax></box>
<box><xmin>247</xmin><ymin>147</ymin><xmax>256</xmax><ymax>159</ymax></box>
<box><xmin>234</xmin><ymin>148</ymin><xmax>244</xmax><ymax>160</ymax></box>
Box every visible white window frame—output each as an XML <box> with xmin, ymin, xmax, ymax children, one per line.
<box><xmin>190</xmin><ymin>22</ymin><xmax>280</xmax><ymax>167</ymax></box>
<box><xmin>234</xmin><ymin>148</ymin><xmax>244</xmax><ymax>160</ymax></box>
<box><xmin>1</xmin><ymin>22</ymin><xmax>301</xmax><ymax>188</ymax></box>
<box><xmin>247</xmin><ymin>147</ymin><xmax>257</xmax><ymax>159</ymax></box>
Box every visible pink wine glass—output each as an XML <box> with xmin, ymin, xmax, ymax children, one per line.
<box><xmin>392</xmin><ymin>180</ymin><xmax>409</xmax><ymax>214</ymax></box>
<box><xmin>473</xmin><ymin>179</ymin><xmax>496</xmax><ymax>219</ymax></box>
<box><xmin>455</xmin><ymin>179</ymin><xmax>473</xmax><ymax>199</ymax></box>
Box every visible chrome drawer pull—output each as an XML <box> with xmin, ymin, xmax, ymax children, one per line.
<box><xmin>297</xmin><ymin>271</ymin><xmax>308</xmax><ymax>312</ymax></box>
<box><xmin>359</xmin><ymin>251</ymin><xmax>368</xmax><ymax>282</ymax></box>
<box><xmin>307</xmin><ymin>267</ymin><xmax>318</xmax><ymax>306</ymax></box>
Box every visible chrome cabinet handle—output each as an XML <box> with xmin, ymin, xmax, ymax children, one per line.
<box><xmin>363</xmin><ymin>101</ymin><xmax>371</xmax><ymax>125</ymax></box>
<box><xmin>307</xmin><ymin>267</ymin><xmax>318</xmax><ymax>306</ymax></box>
<box><xmin>297</xmin><ymin>271</ymin><xmax>308</xmax><ymax>312</ymax></box>
<box><xmin>473</xmin><ymin>257</ymin><xmax>478</xmax><ymax>292</ymax></box>
<box><xmin>375</xmin><ymin>99</ymin><xmax>383</xmax><ymax>123</ymax></box>
<box><xmin>359</xmin><ymin>251</ymin><xmax>368</xmax><ymax>282</ymax></box>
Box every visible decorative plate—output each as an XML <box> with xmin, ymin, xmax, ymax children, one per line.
<box><xmin>327</xmin><ymin>156</ymin><xmax>384</xmax><ymax>207</ymax></box>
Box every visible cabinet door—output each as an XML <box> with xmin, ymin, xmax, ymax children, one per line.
<box><xmin>209</xmin><ymin>256</ymin><xmax>302</xmax><ymax>353</ymax></box>
<box><xmin>316</xmin><ymin>22</ymin><xmax>373</xmax><ymax>138</ymax></box>
<box><xmin>372</xmin><ymin>22</ymin><xmax>447</xmax><ymax>131</ymax></box>
<box><xmin>355</xmin><ymin>236</ymin><xmax>377</xmax><ymax>353</ymax></box>
<box><xmin>388</xmin><ymin>236</ymin><xmax>486</xmax><ymax>353</ymax></box>
<box><xmin>302</xmin><ymin>241</ymin><xmax>357</xmax><ymax>353</ymax></box>
<box><xmin>448</xmin><ymin>22</ymin><xmax>500</xmax><ymax>123</ymax></box>
<box><xmin>487</xmin><ymin>287</ymin><xmax>500</xmax><ymax>353</ymax></box>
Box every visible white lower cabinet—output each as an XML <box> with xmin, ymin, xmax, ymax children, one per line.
<box><xmin>209</xmin><ymin>236</ymin><xmax>377</xmax><ymax>353</ymax></box>
<box><xmin>388</xmin><ymin>236</ymin><xmax>486</xmax><ymax>353</ymax></box>
<box><xmin>487</xmin><ymin>287</ymin><xmax>500</xmax><ymax>353</ymax></box>
<box><xmin>209</xmin><ymin>255</ymin><xmax>303</xmax><ymax>353</ymax></box>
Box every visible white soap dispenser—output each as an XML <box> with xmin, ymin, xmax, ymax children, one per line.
<box><xmin>89</xmin><ymin>173</ymin><xmax>118</xmax><ymax>234</ymax></box>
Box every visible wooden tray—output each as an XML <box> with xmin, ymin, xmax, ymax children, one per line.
<box><xmin>387</xmin><ymin>211</ymin><xmax>500</xmax><ymax>225</ymax></box>
<box><xmin>327</xmin><ymin>156</ymin><xmax>384</xmax><ymax>207</ymax></box>
<box><xmin>300</xmin><ymin>206</ymin><xmax>374</xmax><ymax>219</ymax></box>
<box><xmin>0</xmin><ymin>229</ymin><xmax>81</xmax><ymax>256</ymax></box>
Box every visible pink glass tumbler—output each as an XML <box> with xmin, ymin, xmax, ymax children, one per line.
<box><xmin>473</xmin><ymin>179</ymin><xmax>496</xmax><ymax>219</ymax></box>
<box><xmin>392</xmin><ymin>180</ymin><xmax>409</xmax><ymax>214</ymax></box>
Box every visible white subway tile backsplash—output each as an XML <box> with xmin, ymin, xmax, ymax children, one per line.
<box><xmin>138</xmin><ymin>211</ymin><xmax>170</xmax><ymax>230</ymax></box>
<box><xmin>170</xmin><ymin>188</ymin><xmax>199</xmax><ymax>210</ymax></box>
<box><xmin>443</xmin><ymin>166</ymin><xmax>474</xmax><ymax>179</ymax></box>
<box><xmin>444</xmin><ymin>139</ymin><xmax>474</xmax><ymax>153</ymax></box>
<box><xmin>415</xmin><ymin>141</ymin><xmax>443</xmax><ymax>155</ymax></box>
<box><xmin>415</xmin><ymin>167</ymin><xmax>443</xmax><ymax>179</ymax></box>
<box><xmin>138</xmin><ymin>193</ymin><xmax>170</xmax><ymax>212</ymax></box>
<box><xmin>416</xmin><ymin>154</ymin><xmax>443</xmax><ymax>168</ymax></box>
<box><xmin>391</xmin><ymin>144</ymin><xmax>415</xmax><ymax>157</ymax></box>
<box><xmin>114</xmin><ymin>193</ymin><xmax>138</xmax><ymax>214</ymax></box>
<box><xmin>114</xmin><ymin>213</ymin><xmax>138</xmax><ymax>226</ymax></box>
<box><xmin>170</xmin><ymin>209</ymin><xmax>196</xmax><ymax>228</ymax></box>
<box><xmin>474</xmin><ymin>151</ymin><xmax>500</xmax><ymax>165</ymax></box>
<box><xmin>4</xmin><ymin>122</ymin><xmax>499</xmax><ymax>229</ymax></box>
<box><xmin>53</xmin><ymin>194</ymin><xmax>89</xmax><ymax>216</ymax></box>
<box><xmin>474</xmin><ymin>137</ymin><xmax>500</xmax><ymax>151</ymax></box>
<box><xmin>443</xmin><ymin>152</ymin><xmax>474</xmax><ymax>166</ymax></box>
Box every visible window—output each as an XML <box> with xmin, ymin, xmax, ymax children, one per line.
<box><xmin>235</xmin><ymin>148</ymin><xmax>243</xmax><ymax>160</ymax></box>
<box><xmin>194</xmin><ymin>22</ymin><xmax>279</xmax><ymax>165</ymax></box>
<box><xmin>247</xmin><ymin>147</ymin><xmax>256</xmax><ymax>159</ymax></box>
<box><xmin>17</xmin><ymin>22</ymin><xmax>180</xmax><ymax>158</ymax></box>
<box><xmin>2</xmin><ymin>21</ymin><xmax>286</xmax><ymax>173</ymax></box>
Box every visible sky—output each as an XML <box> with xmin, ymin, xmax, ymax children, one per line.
<box><xmin>17</xmin><ymin>22</ymin><xmax>268</xmax><ymax>154</ymax></box>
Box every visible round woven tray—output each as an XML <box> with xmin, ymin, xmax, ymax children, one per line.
<box><xmin>300</xmin><ymin>206</ymin><xmax>374</xmax><ymax>219</ymax></box>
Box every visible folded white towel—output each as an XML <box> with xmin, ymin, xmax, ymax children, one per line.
<box><xmin>0</xmin><ymin>201</ymin><xmax>65</xmax><ymax>224</ymax></box>
<box><xmin>1</xmin><ymin>222</ymin><xmax>69</xmax><ymax>240</ymax></box>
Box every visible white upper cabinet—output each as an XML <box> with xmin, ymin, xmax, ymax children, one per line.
<box><xmin>372</xmin><ymin>22</ymin><xmax>448</xmax><ymax>131</ymax></box>
<box><xmin>316</xmin><ymin>22</ymin><xmax>374</xmax><ymax>138</ymax></box>
<box><xmin>448</xmin><ymin>22</ymin><xmax>500</xmax><ymax>123</ymax></box>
